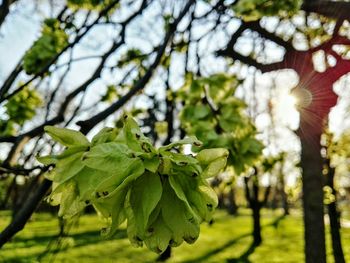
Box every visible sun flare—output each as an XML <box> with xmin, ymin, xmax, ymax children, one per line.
<box><xmin>274</xmin><ymin>90</ymin><xmax>300</xmax><ymax>129</ymax></box>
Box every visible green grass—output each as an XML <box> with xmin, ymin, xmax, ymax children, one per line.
<box><xmin>0</xmin><ymin>209</ymin><xmax>350</xmax><ymax>262</ymax></box>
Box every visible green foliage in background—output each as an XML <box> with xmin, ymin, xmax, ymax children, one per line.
<box><xmin>178</xmin><ymin>73</ymin><xmax>263</xmax><ymax>175</ymax></box>
<box><xmin>67</xmin><ymin>0</ymin><xmax>115</xmax><ymax>10</ymax></box>
<box><xmin>38</xmin><ymin>115</ymin><xmax>228</xmax><ymax>253</ymax></box>
<box><xmin>233</xmin><ymin>0</ymin><xmax>302</xmax><ymax>21</ymax></box>
<box><xmin>0</xmin><ymin>85</ymin><xmax>42</xmax><ymax>136</ymax></box>
<box><xmin>23</xmin><ymin>19</ymin><xmax>68</xmax><ymax>75</ymax></box>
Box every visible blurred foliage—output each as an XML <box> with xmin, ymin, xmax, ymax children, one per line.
<box><xmin>101</xmin><ymin>85</ymin><xmax>119</xmax><ymax>102</ymax></box>
<box><xmin>0</xmin><ymin>84</ymin><xmax>42</xmax><ymax>136</ymax></box>
<box><xmin>67</xmin><ymin>0</ymin><xmax>116</xmax><ymax>10</ymax></box>
<box><xmin>23</xmin><ymin>19</ymin><xmax>68</xmax><ymax>75</ymax></box>
<box><xmin>178</xmin><ymin>73</ymin><xmax>263</xmax><ymax>175</ymax></box>
<box><xmin>232</xmin><ymin>0</ymin><xmax>302</xmax><ymax>21</ymax></box>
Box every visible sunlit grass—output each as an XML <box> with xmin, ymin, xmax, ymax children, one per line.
<box><xmin>0</xmin><ymin>209</ymin><xmax>349</xmax><ymax>262</ymax></box>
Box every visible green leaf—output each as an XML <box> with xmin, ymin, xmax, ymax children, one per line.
<box><xmin>91</xmin><ymin>127</ymin><xmax>116</xmax><ymax>146</ymax></box>
<box><xmin>54</xmin><ymin>151</ymin><xmax>85</xmax><ymax>183</ymax></box>
<box><xmin>95</xmin><ymin>188</ymin><xmax>128</xmax><ymax>237</ymax></box>
<box><xmin>130</xmin><ymin>172</ymin><xmax>162</xmax><ymax>233</ymax></box>
<box><xmin>196</xmin><ymin>148</ymin><xmax>229</xmax><ymax>165</ymax></box>
<box><xmin>82</xmin><ymin>142</ymin><xmax>131</xmax><ymax>172</ymax></box>
<box><xmin>168</xmin><ymin>175</ymin><xmax>197</xmax><ymax>217</ymax></box>
<box><xmin>143</xmin><ymin>158</ymin><xmax>160</xmax><ymax>173</ymax></box>
<box><xmin>37</xmin><ymin>145</ymin><xmax>89</xmax><ymax>165</ymax></box>
<box><xmin>44</xmin><ymin>126</ymin><xmax>90</xmax><ymax>147</ymax></box>
<box><xmin>159</xmin><ymin>136</ymin><xmax>202</xmax><ymax>152</ymax></box>
<box><xmin>124</xmin><ymin>192</ymin><xmax>144</xmax><ymax>248</ymax></box>
<box><xmin>161</xmin><ymin>180</ymin><xmax>200</xmax><ymax>246</ymax></box>
<box><xmin>144</xmin><ymin>214</ymin><xmax>172</xmax><ymax>253</ymax></box>
<box><xmin>201</xmin><ymin>156</ymin><xmax>228</xmax><ymax>178</ymax></box>
<box><xmin>93</xmin><ymin>158</ymin><xmax>145</xmax><ymax>198</ymax></box>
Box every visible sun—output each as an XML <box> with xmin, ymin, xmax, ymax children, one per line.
<box><xmin>274</xmin><ymin>89</ymin><xmax>300</xmax><ymax>130</ymax></box>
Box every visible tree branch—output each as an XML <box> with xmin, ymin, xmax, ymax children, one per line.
<box><xmin>77</xmin><ymin>0</ymin><xmax>196</xmax><ymax>134</ymax></box>
<box><xmin>0</xmin><ymin>0</ymin><xmax>17</xmax><ymax>28</ymax></box>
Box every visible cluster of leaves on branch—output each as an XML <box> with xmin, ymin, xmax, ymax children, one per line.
<box><xmin>23</xmin><ymin>19</ymin><xmax>68</xmax><ymax>75</ymax></box>
<box><xmin>38</xmin><ymin>115</ymin><xmax>228</xmax><ymax>253</ymax></box>
<box><xmin>178</xmin><ymin>73</ymin><xmax>263</xmax><ymax>175</ymax></box>
<box><xmin>322</xmin><ymin>131</ymin><xmax>350</xmax><ymax>204</ymax></box>
<box><xmin>0</xmin><ymin>85</ymin><xmax>42</xmax><ymax>136</ymax></box>
<box><xmin>101</xmin><ymin>85</ymin><xmax>119</xmax><ymax>102</ymax></box>
<box><xmin>117</xmin><ymin>48</ymin><xmax>148</xmax><ymax>76</ymax></box>
<box><xmin>326</xmin><ymin>131</ymin><xmax>350</xmax><ymax>165</ymax></box>
<box><xmin>260</xmin><ymin>153</ymin><xmax>285</xmax><ymax>173</ymax></box>
<box><xmin>232</xmin><ymin>0</ymin><xmax>302</xmax><ymax>21</ymax></box>
<box><xmin>67</xmin><ymin>0</ymin><xmax>115</xmax><ymax>10</ymax></box>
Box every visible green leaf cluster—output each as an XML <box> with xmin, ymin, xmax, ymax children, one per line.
<box><xmin>67</xmin><ymin>0</ymin><xmax>115</xmax><ymax>10</ymax></box>
<box><xmin>233</xmin><ymin>0</ymin><xmax>302</xmax><ymax>21</ymax></box>
<box><xmin>101</xmin><ymin>85</ymin><xmax>119</xmax><ymax>102</ymax></box>
<box><xmin>38</xmin><ymin>115</ymin><xmax>228</xmax><ymax>253</ymax></box>
<box><xmin>23</xmin><ymin>19</ymin><xmax>68</xmax><ymax>75</ymax></box>
<box><xmin>0</xmin><ymin>85</ymin><xmax>42</xmax><ymax>136</ymax></box>
<box><xmin>261</xmin><ymin>153</ymin><xmax>285</xmax><ymax>172</ymax></box>
<box><xmin>117</xmin><ymin>49</ymin><xmax>147</xmax><ymax>69</ymax></box>
<box><xmin>178</xmin><ymin>73</ymin><xmax>263</xmax><ymax>175</ymax></box>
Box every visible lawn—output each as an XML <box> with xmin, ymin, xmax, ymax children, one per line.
<box><xmin>0</xmin><ymin>209</ymin><xmax>349</xmax><ymax>263</ymax></box>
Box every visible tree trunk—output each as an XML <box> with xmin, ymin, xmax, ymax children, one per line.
<box><xmin>300</xmin><ymin>134</ymin><xmax>326</xmax><ymax>263</ymax></box>
<box><xmin>244</xmin><ymin>173</ymin><xmax>262</xmax><ymax>246</ymax></box>
<box><xmin>227</xmin><ymin>185</ymin><xmax>238</xmax><ymax>215</ymax></box>
<box><xmin>325</xmin><ymin>158</ymin><xmax>345</xmax><ymax>263</ymax></box>
<box><xmin>252</xmin><ymin>202</ymin><xmax>262</xmax><ymax>246</ymax></box>
<box><xmin>279</xmin><ymin>165</ymin><xmax>289</xmax><ymax>216</ymax></box>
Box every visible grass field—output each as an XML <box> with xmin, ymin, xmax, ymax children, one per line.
<box><xmin>0</xmin><ymin>209</ymin><xmax>350</xmax><ymax>263</ymax></box>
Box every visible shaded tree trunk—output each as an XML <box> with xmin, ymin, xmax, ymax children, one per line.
<box><xmin>299</xmin><ymin>134</ymin><xmax>326</xmax><ymax>263</ymax></box>
<box><xmin>244</xmin><ymin>171</ymin><xmax>263</xmax><ymax>246</ymax></box>
<box><xmin>251</xmin><ymin>201</ymin><xmax>262</xmax><ymax>246</ymax></box>
<box><xmin>279</xmin><ymin>165</ymin><xmax>289</xmax><ymax>216</ymax></box>
<box><xmin>325</xmin><ymin>158</ymin><xmax>345</xmax><ymax>263</ymax></box>
<box><xmin>227</xmin><ymin>185</ymin><xmax>238</xmax><ymax>215</ymax></box>
<box><xmin>1</xmin><ymin>176</ymin><xmax>16</xmax><ymax>209</ymax></box>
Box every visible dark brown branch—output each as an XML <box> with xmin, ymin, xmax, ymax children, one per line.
<box><xmin>0</xmin><ymin>164</ymin><xmax>42</xmax><ymax>176</ymax></box>
<box><xmin>0</xmin><ymin>0</ymin><xmax>17</xmax><ymax>28</ymax></box>
<box><xmin>302</xmin><ymin>1</ymin><xmax>350</xmax><ymax>20</ymax></box>
<box><xmin>245</xmin><ymin>21</ymin><xmax>294</xmax><ymax>51</ymax></box>
<box><xmin>217</xmin><ymin>48</ymin><xmax>290</xmax><ymax>73</ymax></box>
